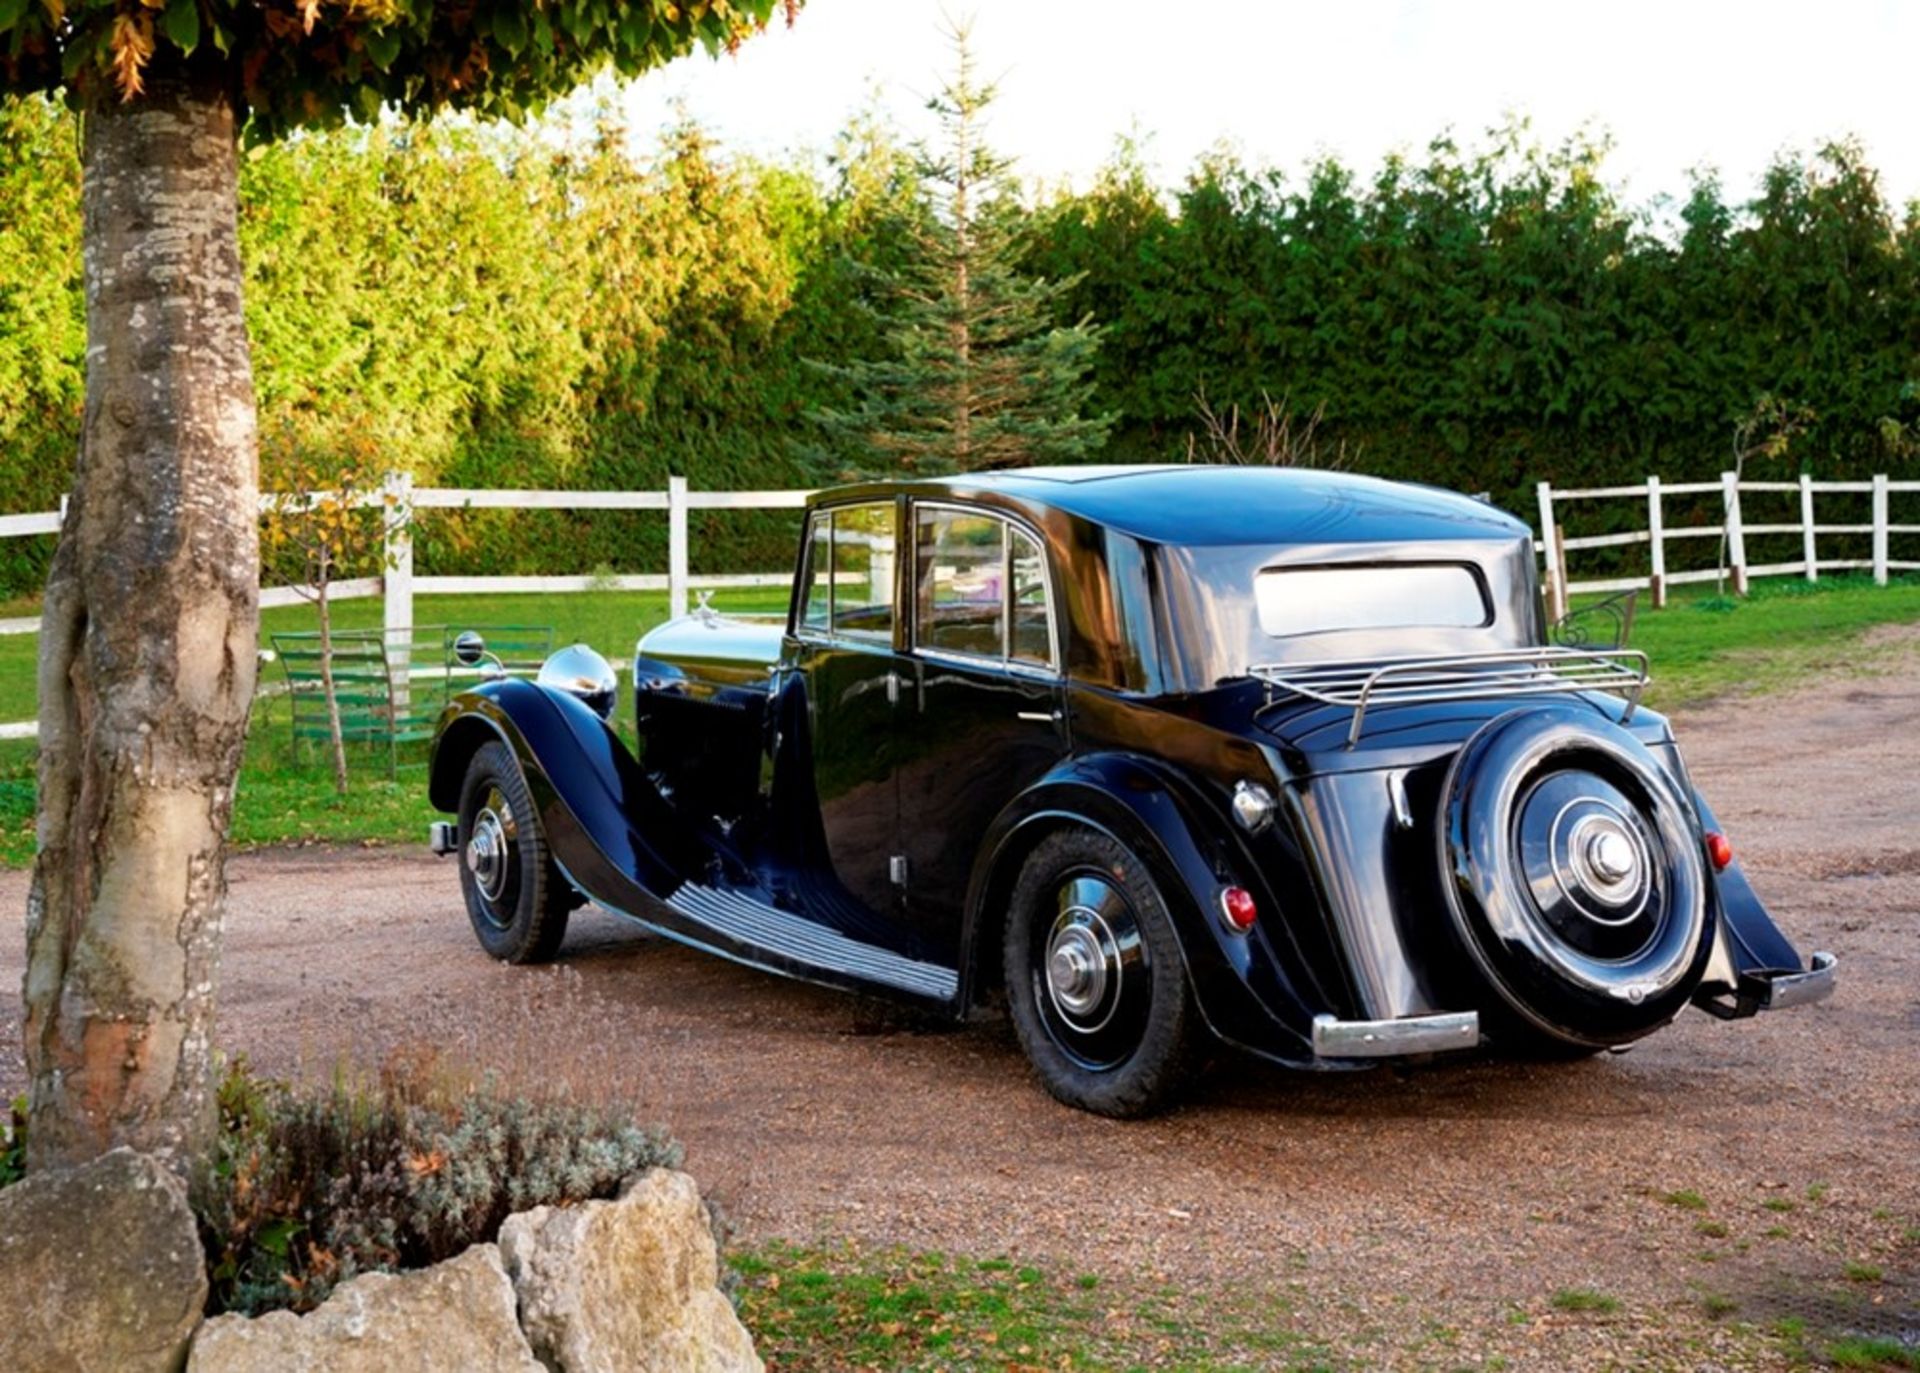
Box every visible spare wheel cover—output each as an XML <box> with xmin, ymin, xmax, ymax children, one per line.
<box><xmin>1439</xmin><ymin>705</ymin><xmax>1713</xmax><ymax>1046</ymax></box>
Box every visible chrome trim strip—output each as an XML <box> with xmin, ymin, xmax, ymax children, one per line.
<box><xmin>1757</xmin><ymin>950</ymin><xmax>1837</xmax><ymax>1011</ymax></box>
<box><xmin>1311</xmin><ymin>1010</ymin><xmax>1481</xmax><ymax>1058</ymax></box>
<box><xmin>665</xmin><ymin>883</ymin><xmax>959</xmax><ymax>1001</ymax></box>
<box><xmin>427</xmin><ymin>821</ymin><xmax>458</xmax><ymax>856</ymax></box>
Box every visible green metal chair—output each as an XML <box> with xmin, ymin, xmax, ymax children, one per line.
<box><xmin>270</xmin><ymin>627</ymin><xmax>444</xmax><ymax>778</ymax></box>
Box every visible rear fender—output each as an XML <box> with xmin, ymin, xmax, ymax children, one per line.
<box><xmin>1690</xmin><ymin>787</ymin><xmax>1805</xmax><ymax>980</ymax></box>
<box><xmin>429</xmin><ymin>679</ymin><xmax>713</xmax><ymax>906</ymax></box>
<box><xmin>961</xmin><ymin>752</ymin><xmax>1320</xmax><ymax>1064</ymax></box>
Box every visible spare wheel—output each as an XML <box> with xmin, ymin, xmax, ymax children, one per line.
<box><xmin>1439</xmin><ymin>705</ymin><xmax>1714</xmax><ymax>1049</ymax></box>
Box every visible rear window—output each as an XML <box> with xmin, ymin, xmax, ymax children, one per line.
<box><xmin>1254</xmin><ymin>564</ymin><xmax>1488</xmax><ymax>638</ymax></box>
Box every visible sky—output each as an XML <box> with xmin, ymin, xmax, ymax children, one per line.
<box><xmin>604</xmin><ymin>0</ymin><xmax>1920</xmax><ymax>211</ymax></box>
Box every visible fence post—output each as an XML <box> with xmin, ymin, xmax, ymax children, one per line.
<box><xmin>1536</xmin><ymin>481</ymin><xmax>1564</xmax><ymax>620</ymax></box>
<box><xmin>383</xmin><ymin>470</ymin><xmax>415</xmax><ymax>706</ymax></box>
<box><xmin>668</xmin><ymin>474</ymin><xmax>690</xmax><ymax>620</ymax></box>
<box><xmin>1721</xmin><ymin>470</ymin><xmax>1748</xmax><ymax>596</ymax></box>
<box><xmin>1799</xmin><ymin>473</ymin><xmax>1818</xmax><ymax>583</ymax></box>
<box><xmin>1646</xmin><ymin>475</ymin><xmax>1666</xmax><ymax>608</ymax></box>
<box><xmin>1872</xmin><ymin>473</ymin><xmax>1889</xmax><ymax>586</ymax></box>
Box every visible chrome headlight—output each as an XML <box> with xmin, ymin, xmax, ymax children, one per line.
<box><xmin>537</xmin><ymin>644</ymin><xmax>618</xmax><ymax>720</ymax></box>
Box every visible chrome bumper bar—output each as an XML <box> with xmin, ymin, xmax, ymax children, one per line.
<box><xmin>428</xmin><ymin>821</ymin><xmax>458</xmax><ymax>857</ymax></box>
<box><xmin>1746</xmin><ymin>950</ymin><xmax>1837</xmax><ymax>1011</ymax></box>
<box><xmin>1312</xmin><ymin>1009</ymin><xmax>1481</xmax><ymax>1058</ymax></box>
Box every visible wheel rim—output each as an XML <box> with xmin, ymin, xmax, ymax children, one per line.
<box><xmin>1031</xmin><ymin>868</ymin><xmax>1153</xmax><ymax>1072</ymax></box>
<box><xmin>1513</xmin><ymin>769</ymin><xmax>1665</xmax><ymax>962</ymax></box>
<box><xmin>466</xmin><ymin>786</ymin><xmax>520</xmax><ymax>928</ymax></box>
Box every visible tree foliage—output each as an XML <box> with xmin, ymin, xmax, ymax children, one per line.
<box><xmin>2</xmin><ymin>104</ymin><xmax>1917</xmax><ymax>591</ymax></box>
<box><xmin>0</xmin><ymin>0</ymin><xmax>794</xmax><ymax>134</ymax></box>
<box><xmin>805</xmin><ymin>21</ymin><xmax>1111</xmax><ymax>476</ymax></box>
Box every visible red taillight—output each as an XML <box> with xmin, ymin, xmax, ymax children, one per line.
<box><xmin>1705</xmin><ymin>831</ymin><xmax>1734</xmax><ymax>871</ymax></box>
<box><xmin>1220</xmin><ymin>886</ymin><xmax>1258</xmax><ymax>932</ymax></box>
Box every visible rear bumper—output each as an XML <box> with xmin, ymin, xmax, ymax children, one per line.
<box><xmin>1312</xmin><ymin>1009</ymin><xmax>1481</xmax><ymax>1058</ymax></box>
<box><xmin>1696</xmin><ymin>950</ymin><xmax>1837</xmax><ymax>1019</ymax></box>
<box><xmin>1744</xmin><ymin>950</ymin><xmax>1837</xmax><ymax>1011</ymax></box>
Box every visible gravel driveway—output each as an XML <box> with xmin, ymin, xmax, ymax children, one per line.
<box><xmin>3</xmin><ymin>635</ymin><xmax>1916</xmax><ymax>1369</ymax></box>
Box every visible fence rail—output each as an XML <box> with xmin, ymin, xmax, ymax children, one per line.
<box><xmin>4</xmin><ymin>470</ymin><xmax>1916</xmax><ymax>741</ymax></box>
<box><xmin>1537</xmin><ymin>471</ymin><xmax>1918</xmax><ymax>619</ymax></box>
<box><xmin>0</xmin><ymin>474</ymin><xmax>813</xmax><ymax>642</ymax></box>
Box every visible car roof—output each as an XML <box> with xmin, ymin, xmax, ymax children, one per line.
<box><xmin>820</xmin><ymin>465</ymin><xmax>1530</xmax><ymax>547</ymax></box>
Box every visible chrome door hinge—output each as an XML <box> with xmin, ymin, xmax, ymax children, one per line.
<box><xmin>889</xmin><ymin>854</ymin><xmax>909</xmax><ymax>886</ymax></box>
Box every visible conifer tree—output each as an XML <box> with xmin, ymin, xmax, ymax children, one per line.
<box><xmin>810</xmin><ymin>19</ymin><xmax>1111</xmax><ymax>476</ymax></box>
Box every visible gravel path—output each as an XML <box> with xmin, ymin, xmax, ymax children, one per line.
<box><xmin>3</xmin><ymin>638</ymin><xmax>1916</xmax><ymax>1369</ymax></box>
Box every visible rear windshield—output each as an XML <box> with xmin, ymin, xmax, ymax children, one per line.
<box><xmin>1253</xmin><ymin>564</ymin><xmax>1489</xmax><ymax>638</ymax></box>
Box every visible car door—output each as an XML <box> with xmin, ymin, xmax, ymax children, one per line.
<box><xmin>897</xmin><ymin>502</ymin><xmax>1069</xmax><ymax>959</ymax></box>
<box><xmin>785</xmin><ymin>499</ymin><xmax>909</xmax><ymax>921</ymax></box>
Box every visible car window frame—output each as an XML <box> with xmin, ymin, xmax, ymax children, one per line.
<box><xmin>909</xmin><ymin>500</ymin><xmax>1062</xmax><ymax>680</ymax></box>
<box><xmin>792</xmin><ymin>498</ymin><xmax>903</xmax><ymax>650</ymax></box>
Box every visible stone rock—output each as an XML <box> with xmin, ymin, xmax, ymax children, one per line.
<box><xmin>187</xmin><ymin>1244</ymin><xmax>540</xmax><ymax>1373</ymax></box>
<box><xmin>499</xmin><ymin>1168</ymin><xmax>762</xmax><ymax>1373</ymax></box>
<box><xmin>0</xmin><ymin>1146</ymin><xmax>209</xmax><ymax>1373</ymax></box>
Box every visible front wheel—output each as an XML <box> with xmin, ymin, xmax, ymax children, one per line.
<box><xmin>455</xmin><ymin>741</ymin><xmax>572</xmax><ymax>964</ymax></box>
<box><xmin>1003</xmin><ymin>828</ymin><xmax>1198</xmax><ymax>1118</ymax></box>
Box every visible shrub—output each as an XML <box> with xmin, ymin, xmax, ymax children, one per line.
<box><xmin>194</xmin><ymin>1053</ymin><xmax>679</xmax><ymax>1316</ymax></box>
<box><xmin>0</xmin><ymin>1094</ymin><xmax>25</xmax><ymax>1188</ymax></box>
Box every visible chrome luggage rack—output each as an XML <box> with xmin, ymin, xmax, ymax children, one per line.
<box><xmin>1248</xmin><ymin>647</ymin><xmax>1651</xmax><ymax>747</ymax></box>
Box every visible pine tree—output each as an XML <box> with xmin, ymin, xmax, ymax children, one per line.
<box><xmin>810</xmin><ymin>20</ymin><xmax>1112</xmax><ymax>477</ymax></box>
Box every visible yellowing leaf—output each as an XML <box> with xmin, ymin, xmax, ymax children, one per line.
<box><xmin>109</xmin><ymin>11</ymin><xmax>156</xmax><ymax>102</ymax></box>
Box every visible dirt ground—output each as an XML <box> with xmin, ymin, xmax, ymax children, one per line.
<box><xmin>3</xmin><ymin>636</ymin><xmax>1917</xmax><ymax>1369</ymax></box>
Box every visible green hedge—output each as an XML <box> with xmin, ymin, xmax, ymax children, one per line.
<box><xmin>2</xmin><ymin>99</ymin><xmax>1914</xmax><ymax>595</ymax></box>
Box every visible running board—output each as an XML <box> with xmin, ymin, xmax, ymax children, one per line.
<box><xmin>666</xmin><ymin>882</ymin><xmax>959</xmax><ymax>1002</ymax></box>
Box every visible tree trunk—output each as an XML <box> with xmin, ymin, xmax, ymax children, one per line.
<box><xmin>315</xmin><ymin>555</ymin><xmax>349</xmax><ymax>795</ymax></box>
<box><xmin>23</xmin><ymin>74</ymin><xmax>258</xmax><ymax>1172</ymax></box>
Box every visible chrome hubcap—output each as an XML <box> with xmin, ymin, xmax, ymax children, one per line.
<box><xmin>468</xmin><ymin>802</ymin><xmax>511</xmax><ymax>903</ymax></box>
<box><xmin>1043</xmin><ymin>905</ymin><xmax>1123</xmax><ymax>1034</ymax></box>
<box><xmin>1586</xmin><ymin>827</ymin><xmax>1637</xmax><ymax>885</ymax></box>
<box><xmin>1047</xmin><ymin>924</ymin><xmax>1109</xmax><ymax>1018</ymax></box>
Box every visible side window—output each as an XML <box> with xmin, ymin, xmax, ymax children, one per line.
<box><xmin>1010</xmin><ymin>527</ymin><xmax>1051</xmax><ymax>665</ymax></box>
<box><xmin>914</xmin><ymin>506</ymin><xmax>1055</xmax><ymax>670</ymax></box>
<box><xmin>798</xmin><ymin>503</ymin><xmax>896</xmax><ymax>643</ymax></box>
<box><xmin>801</xmin><ymin>515</ymin><xmax>832</xmax><ymax>631</ymax></box>
<box><xmin>829</xmin><ymin>504</ymin><xmax>896</xmax><ymax>640</ymax></box>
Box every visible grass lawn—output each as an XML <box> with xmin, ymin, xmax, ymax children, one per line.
<box><xmin>727</xmin><ymin>1240</ymin><xmax>1832</xmax><ymax>1371</ymax></box>
<box><xmin>0</xmin><ymin>572</ymin><xmax>1915</xmax><ymax>869</ymax></box>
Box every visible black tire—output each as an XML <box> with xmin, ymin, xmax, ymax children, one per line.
<box><xmin>455</xmin><ymin>741</ymin><xmax>572</xmax><ymax>964</ymax></box>
<box><xmin>1003</xmin><ymin>828</ymin><xmax>1197</xmax><ymax>1118</ymax></box>
<box><xmin>1439</xmin><ymin>706</ymin><xmax>1713</xmax><ymax>1052</ymax></box>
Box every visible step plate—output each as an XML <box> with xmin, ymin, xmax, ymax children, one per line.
<box><xmin>666</xmin><ymin>882</ymin><xmax>959</xmax><ymax>1002</ymax></box>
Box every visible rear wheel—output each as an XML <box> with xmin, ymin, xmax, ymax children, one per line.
<box><xmin>456</xmin><ymin>741</ymin><xmax>571</xmax><ymax>964</ymax></box>
<box><xmin>1003</xmin><ymin>828</ymin><xmax>1197</xmax><ymax>1118</ymax></box>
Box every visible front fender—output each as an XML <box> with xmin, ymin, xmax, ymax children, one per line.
<box><xmin>961</xmin><ymin>752</ymin><xmax>1325</xmax><ymax>1065</ymax></box>
<box><xmin>429</xmin><ymin>679</ymin><xmax>711</xmax><ymax>906</ymax></box>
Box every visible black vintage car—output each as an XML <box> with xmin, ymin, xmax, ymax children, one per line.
<box><xmin>426</xmin><ymin>466</ymin><xmax>1834</xmax><ymax>1116</ymax></box>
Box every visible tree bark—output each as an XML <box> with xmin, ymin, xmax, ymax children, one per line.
<box><xmin>23</xmin><ymin>73</ymin><xmax>258</xmax><ymax>1172</ymax></box>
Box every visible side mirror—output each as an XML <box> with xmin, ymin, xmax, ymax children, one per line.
<box><xmin>452</xmin><ymin>630</ymin><xmax>487</xmax><ymax>667</ymax></box>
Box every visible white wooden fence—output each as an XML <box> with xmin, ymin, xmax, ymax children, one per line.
<box><xmin>0</xmin><ymin>474</ymin><xmax>811</xmax><ymax>642</ymax></box>
<box><xmin>1537</xmin><ymin>471</ymin><xmax>1919</xmax><ymax>620</ymax></box>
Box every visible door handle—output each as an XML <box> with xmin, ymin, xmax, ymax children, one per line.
<box><xmin>1016</xmin><ymin>710</ymin><xmax>1063</xmax><ymax>723</ymax></box>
